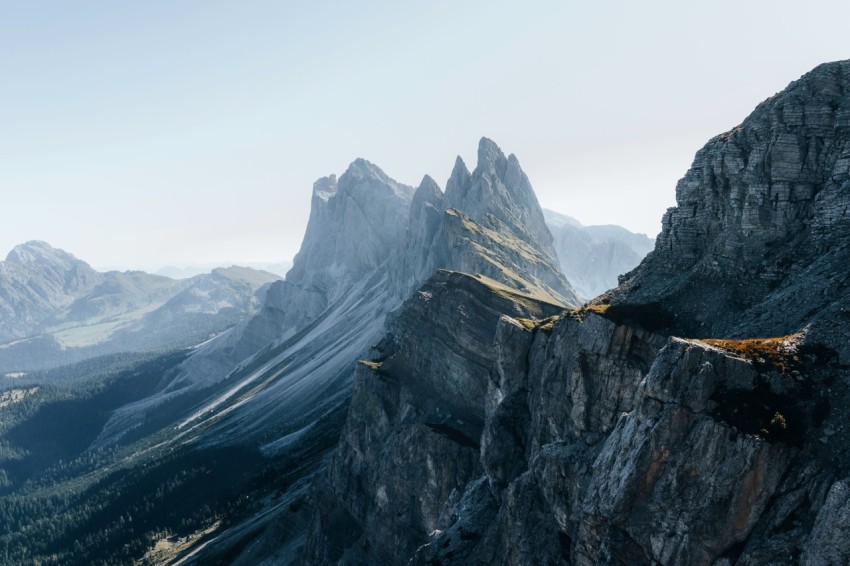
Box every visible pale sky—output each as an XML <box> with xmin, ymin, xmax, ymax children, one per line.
<box><xmin>2</xmin><ymin>1</ymin><xmax>848</xmax><ymax>271</ymax></box>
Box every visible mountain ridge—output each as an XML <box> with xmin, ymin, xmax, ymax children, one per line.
<box><xmin>0</xmin><ymin>242</ymin><xmax>280</xmax><ymax>372</ymax></box>
<box><xmin>5</xmin><ymin>56</ymin><xmax>849</xmax><ymax>563</ymax></box>
<box><xmin>52</xmin><ymin>137</ymin><xmax>586</xmax><ymax>563</ymax></box>
<box><xmin>301</xmin><ymin>60</ymin><xmax>850</xmax><ymax>565</ymax></box>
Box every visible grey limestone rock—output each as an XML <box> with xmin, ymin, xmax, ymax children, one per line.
<box><xmin>0</xmin><ymin>241</ymin><xmax>103</xmax><ymax>342</ymax></box>
<box><xmin>607</xmin><ymin>60</ymin><xmax>850</xmax><ymax>344</ymax></box>
<box><xmin>304</xmin><ymin>270</ymin><xmax>564</xmax><ymax>563</ymax></box>
<box><xmin>391</xmin><ymin>138</ymin><xmax>582</xmax><ymax>308</ymax></box>
<box><xmin>444</xmin><ymin>138</ymin><xmax>559</xmax><ymax>263</ymax></box>
<box><xmin>800</xmin><ymin>479</ymin><xmax>850</xmax><ymax>565</ymax></box>
<box><xmin>302</xmin><ymin>61</ymin><xmax>850</xmax><ymax>566</ymax></box>
<box><xmin>282</xmin><ymin>159</ymin><xmax>416</xmax><ymax>336</ymax></box>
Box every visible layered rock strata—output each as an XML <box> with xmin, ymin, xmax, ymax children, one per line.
<box><xmin>303</xmin><ymin>61</ymin><xmax>850</xmax><ymax>565</ymax></box>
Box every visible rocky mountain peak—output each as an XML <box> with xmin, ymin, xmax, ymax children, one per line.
<box><xmin>447</xmin><ymin>155</ymin><xmax>472</xmax><ymax>195</ymax></box>
<box><xmin>311</xmin><ymin>174</ymin><xmax>337</xmax><ymax>202</ymax></box>
<box><xmin>608</xmin><ymin>59</ymin><xmax>850</xmax><ymax>341</ymax></box>
<box><xmin>444</xmin><ymin>137</ymin><xmax>558</xmax><ymax>262</ymax></box>
<box><xmin>302</xmin><ymin>62</ymin><xmax>850</xmax><ymax>566</ymax></box>
<box><xmin>341</xmin><ymin>157</ymin><xmax>382</xmax><ymax>179</ymax></box>
<box><xmin>261</xmin><ymin>160</ymin><xmax>416</xmax><ymax>343</ymax></box>
<box><xmin>410</xmin><ymin>174</ymin><xmax>443</xmax><ymax>212</ymax></box>
<box><xmin>0</xmin><ymin>241</ymin><xmax>102</xmax><ymax>312</ymax></box>
<box><xmin>5</xmin><ymin>240</ymin><xmax>86</xmax><ymax>269</ymax></box>
<box><xmin>386</xmin><ymin>140</ymin><xmax>580</xmax><ymax>306</ymax></box>
<box><xmin>337</xmin><ymin>158</ymin><xmax>414</xmax><ymax>201</ymax></box>
<box><xmin>475</xmin><ymin>136</ymin><xmax>508</xmax><ymax>175</ymax></box>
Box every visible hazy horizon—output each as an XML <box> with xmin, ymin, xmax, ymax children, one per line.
<box><xmin>0</xmin><ymin>239</ymin><xmax>293</xmax><ymax>275</ymax></box>
<box><xmin>3</xmin><ymin>1</ymin><xmax>849</xmax><ymax>269</ymax></box>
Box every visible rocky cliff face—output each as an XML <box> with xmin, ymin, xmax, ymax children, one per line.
<box><xmin>304</xmin><ymin>271</ymin><xmax>566</xmax><ymax>563</ymax></box>
<box><xmin>163</xmin><ymin>159</ymin><xmax>417</xmax><ymax>394</ymax></box>
<box><xmin>166</xmin><ymin>138</ymin><xmax>577</xmax><ymax>398</ymax></box>
<box><xmin>444</xmin><ymin>139</ymin><xmax>559</xmax><ymax>262</ymax></box>
<box><xmin>608</xmin><ymin>60</ymin><xmax>850</xmax><ymax>346</ymax></box>
<box><xmin>135</xmin><ymin>139</ymin><xmax>581</xmax><ymax>564</ymax></box>
<box><xmin>303</xmin><ymin>61</ymin><xmax>850</xmax><ymax>565</ymax></box>
<box><xmin>544</xmin><ymin>209</ymin><xmax>655</xmax><ymax>299</ymax></box>
<box><xmin>281</xmin><ymin>159</ymin><xmax>416</xmax><ymax>335</ymax></box>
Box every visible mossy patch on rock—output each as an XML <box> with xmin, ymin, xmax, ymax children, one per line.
<box><xmin>697</xmin><ymin>334</ymin><xmax>804</xmax><ymax>375</ymax></box>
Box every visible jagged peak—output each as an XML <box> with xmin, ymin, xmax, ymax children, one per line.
<box><xmin>341</xmin><ymin>158</ymin><xmax>391</xmax><ymax>184</ymax></box>
<box><xmin>607</xmin><ymin>59</ymin><xmax>850</xmax><ymax>340</ymax></box>
<box><xmin>475</xmin><ymin>137</ymin><xmax>507</xmax><ymax>174</ymax></box>
<box><xmin>338</xmin><ymin>158</ymin><xmax>415</xmax><ymax>201</ymax></box>
<box><xmin>10</xmin><ymin>240</ymin><xmax>53</xmax><ymax>251</ymax></box>
<box><xmin>441</xmin><ymin>139</ymin><xmax>556</xmax><ymax>261</ymax></box>
<box><xmin>787</xmin><ymin>58</ymin><xmax>850</xmax><ymax>95</ymax></box>
<box><xmin>5</xmin><ymin>240</ymin><xmax>79</xmax><ymax>265</ymax></box>
<box><xmin>312</xmin><ymin>175</ymin><xmax>338</xmax><ymax>202</ymax></box>
<box><xmin>714</xmin><ymin>59</ymin><xmax>850</xmax><ymax>146</ymax></box>
<box><xmin>447</xmin><ymin>155</ymin><xmax>471</xmax><ymax>192</ymax></box>
<box><xmin>418</xmin><ymin>174</ymin><xmax>441</xmax><ymax>191</ymax></box>
<box><xmin>412</xmin><ymin>175</ymin><xmax>443</xmax><ymax>206</ymax></box>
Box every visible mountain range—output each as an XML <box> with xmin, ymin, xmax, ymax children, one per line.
<box><xmin>0</xmin><ymin>60</ymin><xmax>848</xmax><ymax>566</ymax></box>
<box><xmin>0</xmin><ymin>242</ymin><xmax>280</xmax><ymax>372</ymax></box>
<box><xmin>154</xmin><ymin>261</ymin><xmax>293</xmax><ymax>280</ymax></box>
<box><xmin>298</xmin><ymin>60</ymin><xmax>850</xmax><ymax>565</ymax></box>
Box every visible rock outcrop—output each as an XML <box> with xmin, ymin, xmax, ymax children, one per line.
<box><xmin>304</xmin><ymin>270</ymin><xmax>565</xmax><ymax>563</ymax></box>
<box><xmin>607</xmin><ymin>60</ymin><xmax>850</xmax><ymax>346</ymax></box>
<box><xmin>165</xmin><ymin>159</ymin><xmax>417</xmax><ymax>392</ymax></box>
<box><xmin>444</xmin><ymin>139</ymin><xmax>559</xmax><ymax>262</ymax></box>
<box><xmin>280</xmin><ymin>159</ymin><xmax>417</xmax><ymax>336</ymax></box>
<box><xmin>303</xmin><ymin>61</ymin><xmax>850</xmax><ymax>565</ymax></box>
<box><xmin>169</xmin><ymin>138</ymin><xmax>578</xmax><ymax>396</ymax></box>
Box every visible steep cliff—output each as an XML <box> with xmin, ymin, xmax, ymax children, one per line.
<box><xmin>281</xmin><ymin>159</ymin><xmax>416</xmax><ymax>335</ymax></box>
<box><xmin>305</xmin><ymin>61</ymin><xmax>850</xmax><ymax>565</ymax></box>
<box><xmin>56</xmin><ymin>138</ymin><xmax>578</xmax><ymax>565</ymax></box>
<box><xmin>154</xmin><ymin>138</ymin><xmax>576</xmax><ymax>401</ymax></box>
<box><xmin>304</xmin><ymin>271</ymin><xmax>566</xmax><ymax>563</ymax></box>
<box><xmin>607</xmin><ymin>60</ymin><xmax>850</xmax><ymax>348</ymax></box>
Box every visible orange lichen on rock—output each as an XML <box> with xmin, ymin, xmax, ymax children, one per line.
<box><xmin>563</xmin><ymin>303</ymin><xmax>611</xmax><ymax>322</ymax></box>
<box><xmin>697</xmin><ymin>333</ymin><xmax>804</xmax><ymax>374</ymax></box>
<box><xmin>582</xmin><ymin>304</ymin><xmax>611</xmax><ymax>316</ymax></box>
